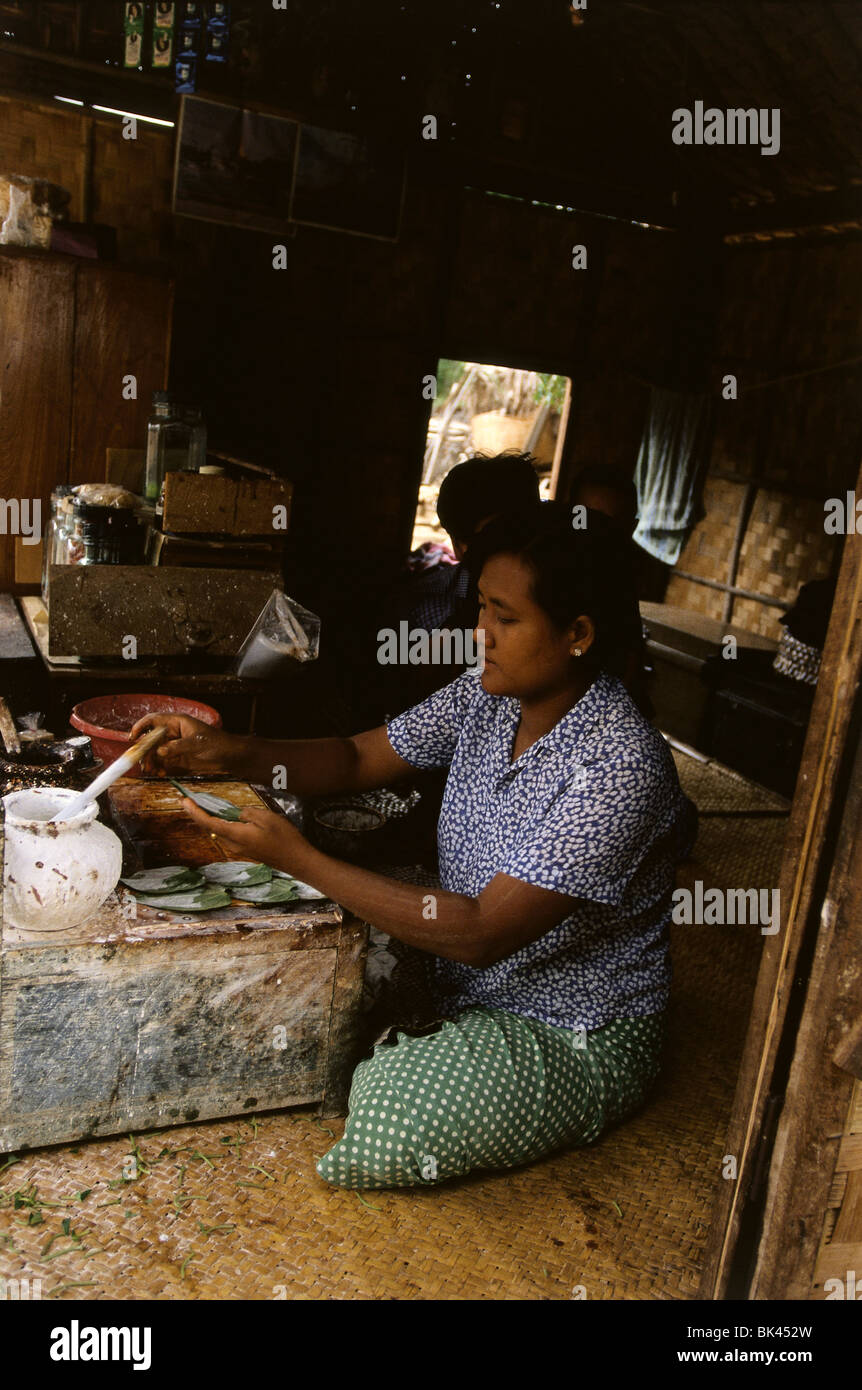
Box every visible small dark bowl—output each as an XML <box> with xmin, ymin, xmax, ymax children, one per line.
<box><xmin>311</xmin><ymin>802</ymin><xmax>386</xmax><ymax>861</ymax></box>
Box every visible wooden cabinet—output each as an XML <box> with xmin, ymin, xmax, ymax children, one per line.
<box><xmin>0</xmin><ymin>247</ymin><xmax>173</xmax><ymax>593</ymax></box>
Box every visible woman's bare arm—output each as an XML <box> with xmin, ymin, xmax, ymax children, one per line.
<box><xmin>129</xmin><ymin>714</ymin><xmax>418</xmax><ymax>798</ymax></box>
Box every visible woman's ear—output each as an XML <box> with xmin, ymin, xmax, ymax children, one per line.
<box><xmin>567</xmin><ymin>614</ymin><xmax>596</xmax><ymax>659</ymax></box>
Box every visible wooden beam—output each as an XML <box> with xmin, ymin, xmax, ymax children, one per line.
<box><xmin>456</xmin><ymin>152</ymin><xmax>680</xmax><ymax>231</ymax></box>
<box><xmin>0</xmin><ymin>42</ymin><xmax>175</xmax><ymax>123</ymax></box>
<box><xmin>697</xmin><ymin>455</ymin><xmax>862</xmax><ymax>1299</ymax></box>
<box><xmin>722</xmin><ymin>187</ymin><xmax>862</xmax><ymax>236</ymax></box>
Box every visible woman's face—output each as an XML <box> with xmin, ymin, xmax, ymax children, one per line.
<box><xmin>476</xmin><ymin>553</ymin><xmax>592</xmax><ymax>700</ymax></box>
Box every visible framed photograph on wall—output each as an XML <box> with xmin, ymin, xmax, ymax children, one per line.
<box><xmin>173</xmin><ymin>95</ymin><xmax>298</xmax><ymax>233</ymax></box>
<box><xmin>289</xmin><ymin>124</ymin><xmax>404</xmax><ymax>242</ymax></box>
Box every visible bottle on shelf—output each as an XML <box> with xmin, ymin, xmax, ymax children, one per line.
<box><xmin>144</xmin><ymin>391</ymin><xmax>192</xmax><ymax>502</ymax></box>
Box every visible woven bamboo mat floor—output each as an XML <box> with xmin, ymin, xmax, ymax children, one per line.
<box><xmin>0</xmin><ymin>753</ymin><xmax>786</xmax><ymax>1301</ymax></box>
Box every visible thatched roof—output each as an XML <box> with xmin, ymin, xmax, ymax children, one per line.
<box><xmin>239</xmin><ymin>0</ymin><xmax>862</xmax><ymax>231</ymax></box>
<box><xmin>1</xmin><ymin>0</ymin><xmax>859</xmax><ymax>231</ymax></box>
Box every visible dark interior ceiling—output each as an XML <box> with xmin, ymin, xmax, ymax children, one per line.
<box><xmin>1</xmin><ymin>0</ymin><xmax>860</xmax><ymax>231</ymax></box>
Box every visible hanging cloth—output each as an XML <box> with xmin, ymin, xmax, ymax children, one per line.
<box><xmin>633</xmin><ymin>388</ymin><xmax>713</xmax><ymax>565</ymax></box>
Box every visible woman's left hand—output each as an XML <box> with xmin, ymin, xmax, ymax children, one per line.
<box><xmin>181</xmin><ymin>799</ymin><xmax>310</xmax><ymax>875</ymax></box>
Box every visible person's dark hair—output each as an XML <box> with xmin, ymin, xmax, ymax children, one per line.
<box><xmin>437</xmin><ymin>453</ymin><xmax>541</xmax><ymax>545</ymax></box>
<box><xmin>469</xmin><ymin>500</ymin><xmax>641</xmax><ymax>676</ymax></box>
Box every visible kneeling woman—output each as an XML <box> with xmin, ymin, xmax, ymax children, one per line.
<box><xmin>131</xmin><ymin>506</ymin><xmax>693</xmax><ymax>1190</ymax></box>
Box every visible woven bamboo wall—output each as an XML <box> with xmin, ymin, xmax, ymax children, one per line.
<box><xmin>0</xmin><ymin>96</ymin><xmax>173</xmax><ymax>263</ymax></box>
<box><xmin>665</xmin><ymin>478</ymin><xmax>743</xmax><ymax>621</ymax></box>
<box><xmin>732</xmin><ymin>490</ymin><xmax>835</xmax><ymax>639</ymax></box>
<box><xmin>712</xmin><ymin>241</ymin><xmax>862</xmax><ymax>496</ymax></box>
<box><xmin>0</xmin><ymin>94</ymin><xmax>88</xmax><ymax>219</ymax></box>
<box><xmin>672</xmin><ymin>478</ymin><xmax>744</xmax><ymax>583</ymax></box>
<box><xmin>662</xmin><ymin>575</ymin><xmax>726</xmax><ymax>625</ymax></box>
<box><xmin>665</xmin><ymin>482</ymin><xmax>838</xmax><ymax>641</ymax></box>
<box><xmin>91</xmin><ymin>120</ymin><xmax>174</xmax><ymax>263</ymax></box>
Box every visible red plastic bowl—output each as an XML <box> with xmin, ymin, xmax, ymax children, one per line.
<box><xmin>69</xmin><ymin>694</ymin><xmax>222</xmax><ymax>774</ymax></box>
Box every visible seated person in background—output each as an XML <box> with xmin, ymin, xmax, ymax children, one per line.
<box><xmin>570</xmin><ymin>464</ymin><xmax>639</xmax><ymax>536</ymax></box>
<box><xmin>376</xmin><ymin>452</ymin><xmax>542</xmax><ymax>865</ymax></box>
<box><xmin>570</xmin><ymin>464</ymin><xmax>652</xmax><ymax>717</ymax></box>
<box><xmin>771</xmin><ymin>577</ymin><xmax>837</xmax><ymax>686</ymax></box>
<box><xmin>400</xmin><ymin>452</ymin><xmax>542</xmax><ymax>643</ymax></box>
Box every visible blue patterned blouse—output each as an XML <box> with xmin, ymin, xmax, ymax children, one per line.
<box><xmin>386</xmin><ymin>668</ymin><xmax>691</xmax><ymax>1030</ymax></box>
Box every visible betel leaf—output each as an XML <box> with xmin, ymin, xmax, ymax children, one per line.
<box><xmin>169</xmin><ymin>780</ymin><xmax>244</xmax><ymax>821</ymax></box>
<box><xmin>230</xmin><ymin>880</ymin><xmax>300</xmax><ymax>905</ymax></box>
<box><xmin>200</xmin><ymin>861</ymin><xmax>272</xmax><ymax>887</ymax></box>
<box><xmin>120</xmin><ymin>866</ymin><xmax>205</xmax><ymax>893</ymax></box>
<box><xmin>132</xmin><ymin>888</ymin><xmax>232</xmax><ymax>913</ymax></box>
<box><xmin>269</xmin><ymin>870</ymin><xmax>327</xmax><ymax>900</ymax></box>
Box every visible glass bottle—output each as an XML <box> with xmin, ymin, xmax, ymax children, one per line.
<box><xmin>144</xmin><ymin>392</ymin><xmax>192</xmax><ymax>501</ymax></box>
<box><xmin>41</xmin><ymin>485</ymin><xmax>74</xmax><ymax>604</ymax></box>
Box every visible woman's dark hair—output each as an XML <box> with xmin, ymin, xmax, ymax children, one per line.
<box><xmin>467</xmin><ymin>500</ymin><xmax>642</xmax><ymax>675</ymax></box>
<box><xmin>437</xmin><ymin>453</ymin><xmax>540</xmax><ymax>545</ymax></box>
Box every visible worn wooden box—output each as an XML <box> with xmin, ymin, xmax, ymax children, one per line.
<box><xmin>48</xmin><ymin>566</ymin><xmax>277</xmax><ymax>658</ymax></box>
<box><xmin>0</xmin><ymin>780</ymin><xmax>369</xmax><ymax>1152</ymax></box>
<box><xmin>162</xmin><ymin>471</ymin><xmax>292</xmax><ymax>537</ymax></box>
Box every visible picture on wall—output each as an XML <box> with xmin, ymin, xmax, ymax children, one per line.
<box><xmin>290</xmin><ymin>124</ymin><xmax>404</xmax><ymax>241</ymax></box>
<box><xmin>173</xmin><ymin>96</ymin><xmax>298</xmax><ymax>233</ymax></box>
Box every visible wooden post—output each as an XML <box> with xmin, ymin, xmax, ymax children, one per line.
<box><xmin>698</xmin><ymin>458</ymin><xmax>862</xmax><ymax>1298</ymax></box>
<box><xmin>748</xmin><ymin>730</ymin><xmax>862</xmax><ymax>1297</ymax></box>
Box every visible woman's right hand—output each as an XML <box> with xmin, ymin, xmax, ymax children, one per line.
<box><xmin>128</xmin><ymin>713</ymin><xmax>245</xmax><ymax>777</ymax></box>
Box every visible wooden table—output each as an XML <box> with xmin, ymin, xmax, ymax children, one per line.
<box><xmin>0</xmin><ymin>776</ymin><xmax>369</xmax><ymax>1151</ymax></box>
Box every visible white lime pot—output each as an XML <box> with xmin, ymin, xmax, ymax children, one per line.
<box><xmin>2</xmin><ymin>786</ymin><xmax>122</xmax><ymax>932</ymax></box>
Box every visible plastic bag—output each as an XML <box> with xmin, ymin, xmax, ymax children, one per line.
<box><xmin>234</xmin><ymin>590</ymin><xmax>321</xmax><ymax>677</ymax></box>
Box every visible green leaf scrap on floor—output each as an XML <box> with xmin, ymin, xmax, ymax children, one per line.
<box><xmin>0</xmin><ymin>1155</ymin><xmax>21</xmax><ymax>1176</ymax></box>
<box><xmin>49</xmin><ymin>1281</ymin><xmax>96</xmax><ymax>1297</ymax></box>
<box><xmin>179</xmin><ymin>1252</ymin><xmax>196</xmax><ymax>1280</ymax></box>
<box><xmin>125</xmin><ymin>1135</ymin><xmax>151</xmax><ymax>1179</ymax></box>
<box><xmin>196</xmin><ymin>1221</ymin><xmax>236</xmax><ymax>1238</ymax></box>
<box><xmin>172</xmin><ymin>1191</ymin><xmax>207</xmax><ymax>1214</ymax></box>
<box><xmin>611</xmin><ymin>1201</ymin><xmax>623</xmax><ymax>1219</ymax></box>
<box><xmin>355</xmin><ymin>1192</ymin><xmax>382</xmax><ymax>1213</ymax></box>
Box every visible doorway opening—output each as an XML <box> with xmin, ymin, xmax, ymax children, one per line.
<box><xmin>410</xmin><ymin>359</ymin><xmax>571</xmax><ymax>551</ymax></box>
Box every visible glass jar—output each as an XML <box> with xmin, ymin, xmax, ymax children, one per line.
<box><xmin>71</xmin><ymin>499</ymin><xmax>145</xmax><ymax>566</ymax></box>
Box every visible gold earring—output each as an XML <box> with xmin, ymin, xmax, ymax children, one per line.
<box><xmin>572</xmin><ymin>648</ymin><xmax>582</xmax><ymax>657</ymax></box>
